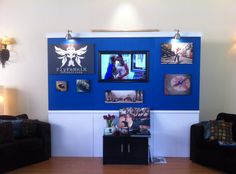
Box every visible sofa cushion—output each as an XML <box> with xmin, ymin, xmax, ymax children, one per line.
<box><xmin>0</xmin><ymin>119</ymin><xmax>38</xmax><ymax>139</ymax></box>
<box><xmin>0</xmin><ymin>122</ymin><xmax>13</xmax><ymax>144</ymax></box>
<box><xmin>209</xmin><ymin>120</ymin><xmax>233</xmax><ymax>143</ymax></box>
<box><xmin>20</xmin><ymin>120</ymin><xmax>38</xmax><ymax>138</ymax></box>
<box><xmin>11</xmin><ymin>120</ymin><xmax>24</xmax><ymax>138</ymax></box>
<box><xmin>201</xmin><ymin>121</ymin><xmax>211</xmax><ymax>139</ymax></box>
<box><xmin>217</xmin><ymin>113</ymin><xmax>236</xmax><ymax>141</ymax></box>
<box><xmin>0</xmin><ymin>120</ymin><xmax>23</xmax><ymax>138</ymax></box>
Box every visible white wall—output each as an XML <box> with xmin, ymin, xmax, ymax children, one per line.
<box><xmin>49</xmin><ymin>110</ymin><xmax>199</xmax><ymax>157</ymax></box>
<box><xmin>0</xmin><ymin>0</ymin><xmax>236</xmax><ymax>121</ymax></box>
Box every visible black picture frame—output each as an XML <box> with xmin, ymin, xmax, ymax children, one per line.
<box><xmin>98</xmin><ymin>51</ymin><xmax>149</xmax><ymax>82</ymax></box>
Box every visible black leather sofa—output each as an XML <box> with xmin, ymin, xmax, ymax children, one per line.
<box><xmin>190</xmin><ymin>113</ymin><xmax>236</xmax><ymax>173</ymax></box>
<box><xmin>0</xmin><ymin>114</ymin><xmax>51</xmax><ymax>173</ymax></box>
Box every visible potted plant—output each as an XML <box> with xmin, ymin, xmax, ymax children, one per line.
<box><xmin>103</xmin><ymin>114</ymin><xmax>115</xmax><ymax>135</ymax></box>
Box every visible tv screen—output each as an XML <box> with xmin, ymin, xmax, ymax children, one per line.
<box><xmin>98</xmin><ymin>51</ymin><xmax>148</xmax><ymax>82</ymax></box>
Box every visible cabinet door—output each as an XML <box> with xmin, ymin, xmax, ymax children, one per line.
<box><xmin>126</xmin><ymin>137</ymin><xmax>149</xmax><ymax>164</ymax></box>
<box><xmin>103</xmin><ymin>136</ymin><xmax>125</xmax><ymax>164</ymax></box>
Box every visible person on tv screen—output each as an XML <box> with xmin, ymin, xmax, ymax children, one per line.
<box><xmin>104</xmin><ymin>55</ymin><xmax>117</xmax><ymax>80</ymax></box>
<box><xmin>115</xmin><ymin>54</ymin><xmax>129</xmax><ymax>79</ymax></box>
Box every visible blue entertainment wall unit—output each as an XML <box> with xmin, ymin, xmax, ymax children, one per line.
<box><xmin>48</xmin><ymin>33</ymin><xmax>200</xmax><ymax>111</ymax></box>
<box><xmin>47</xmin><ymin>32</ymin><xmax>201</xmax><ymax>158</ymax></box>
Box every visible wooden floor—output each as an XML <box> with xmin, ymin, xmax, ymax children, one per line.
<box><xmin>7</xmin><ymin>157</ymin><xmax>224</xmax><ymax>174</ymax></box>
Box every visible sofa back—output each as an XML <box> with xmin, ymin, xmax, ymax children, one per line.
<box><xmin>217</xmin><ymin>113</ymin><xmax>236</xmax><ymax>123</ymax></box>
<box><xmin>0</xmin><ymin>114</ymin><xmax>28</xmax><ymax>120</ymax></box>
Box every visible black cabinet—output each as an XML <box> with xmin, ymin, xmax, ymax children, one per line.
<box><xmin>103</xmin><ymin>135</ymin><xmax>149</xmax><ymax>164</ymax></box>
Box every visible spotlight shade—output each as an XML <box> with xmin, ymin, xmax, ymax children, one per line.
<box><xmin>174</xmin><ymin>29</ymin><xmax>181</xmax><ymax>39</ymax></box>
<box><xmin>65</xmin><ymin>30</ymin><xmax>72</xmax><ymax>40</ymax></box>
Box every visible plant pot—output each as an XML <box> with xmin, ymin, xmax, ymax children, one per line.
<box><xmin>104</xmin><ymin>127</ymin><xmax>114</xmax><ymax>135</ymax></box>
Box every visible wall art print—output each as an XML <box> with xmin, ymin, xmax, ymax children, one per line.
<box><xmin>56</xmin><ymin>81</ymin><xmax>67</xmax><ymax>92</ymax></box>
<box><xmin>118</xmin><ymin>107</ymin><xmax>150</xmax><ymax>132</ymax></box>
<box><xmin>164</xmin><ymin>74</ymin><xmax>191</xmax><ymax>95</ymax></box>
<box><xmin>161</xmin><ymin>42</ymin><xmax>193</xmax><ymax>64</ymax></box>
<box><xmin>105</xmin><ymin>90</ymin><xmax>143</xmax><ymax>103</ymax></box>
<box><xmin>48</xmin><ymin>44</ymin><xmax>94</xmax><ymax>74</ymax></box>
<box><xmin>76</xmin><ymin>79</ymin><xmax>90</xmax><ymax>92</ymax></box>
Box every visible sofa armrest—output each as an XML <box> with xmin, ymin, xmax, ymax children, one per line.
<box><xmin>190</xmin><ymin>122</ymin><xmax>205</xmax><ymax>160</ymax></box>
<box><xmin>191</xmin><ymin>123</ymin><xmax>205</xmax><ymax>141</ymax></box>
<box><xmin>37</xmin><ymin>121</ymin><xmax>51</xmax><ymax>159</ymax></box>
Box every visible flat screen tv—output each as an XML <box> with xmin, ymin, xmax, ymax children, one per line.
<box><xmin>98</xmin><ymin>51</ymin><xmax>148</xmax><ymax>82</ymax></box>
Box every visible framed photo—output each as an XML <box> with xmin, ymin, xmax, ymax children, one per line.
<box><xmin>118</xmin><ymin>107</ymin><xmax>150</xmax><ymax>132</ymax></box>
<box><xmin>164</xmin><ymin>74</ymin><xmax>191</xmax><ymax>95</ymax></box>
<box><xmin>76</xmin><ymin>79</ymin><xmax>90</xmax><ymax>92</ymax></box>
<box><xmin>48</xmin><ymin>44</ymin><xmax>94</xmax><ymax>74</ymax></box>
<box><xmin>98</xmin><ymin>51</ymin><xmax>148</xmax><ymax>82</ymax></box>
<box><xmin>161</xmin><ymin>42</ymin><xmax>193</xmax><ymax>64</ymax></box>
<box><xmin>105</xmin><ymin>90</ymin><xmax>143</xmax><ymax>103</ymax></box>
<box><xmin>56</xmin><ymin>81</ymin><xmax>67</xmax><ymax>92</ymax></box>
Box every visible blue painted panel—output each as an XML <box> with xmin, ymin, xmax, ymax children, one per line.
<box><xmin>48</xmin><ymin>36</ymin><xmax>201</xmax><ymax>110</ymax></box>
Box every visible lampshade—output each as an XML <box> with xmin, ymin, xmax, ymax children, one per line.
<box><xmin>1</xmin><ymin>36</ymin><xmax>14</xmax><ymax>45</ymax></box>
<box><xmin>0</xmin><ymin>86</ymin><xmax>4</xmax><ymax>114</ymax></box>
<box><xmin>0</xmin><ymin>87</ymin><xmax>17</xmax><ymax>115</ymax></box>
<box><xmin>0</xmin><ymin>95</ymin><xmax>3</xmax><ymax>103</ymax></box>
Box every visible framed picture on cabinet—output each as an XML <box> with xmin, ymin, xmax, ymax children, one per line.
<box><xmin>161</xmin><ymin>42</ymin><xmax>193</xmax><ymax>64</ymax></box>
<box><xmin>164</xmin><ymin>74</ymin><xmax>191</xmax><ymax>95</ymax></box>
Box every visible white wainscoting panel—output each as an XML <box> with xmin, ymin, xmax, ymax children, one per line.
<box><xmin>93</xmin><ymin>111</ymin><xmax>118</xmax><ymax>157</ymax></box>
<box><xmin>48</xmin><ymin>110</ymin><xmax>199</xmax><ymax>157</ymax></box>
<box><xmin>151</xmin><ymin>111</ymin><xmax>199</xmax><ymax>157</ymax></box>
<box><xmin>48</xmin><ymin>111</ymin><xmax>94</xmax><ymax>157</ymax></box>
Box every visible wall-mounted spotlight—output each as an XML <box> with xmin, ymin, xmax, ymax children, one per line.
<box><xmin>65</xmin><ymin>30</ymin><xmax>73</xmax><ymax>40</ymax></box>
<box><xmin>174</xmin><ymin>29</ymin><xmax>181</xmax><ymax>39</ymax></box>
<box><xmin>0</xmin><ymin>36</ymin><xmax>14</xmax><ymax>68</ymax></box>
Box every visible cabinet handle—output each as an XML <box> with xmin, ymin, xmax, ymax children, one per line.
<box><xmin>128</xmin><ymin>144</ymin><xmax>130</xmax><ymax>153</ymax></box>
<box><xmin>121</xmin><ymin>144</ymin><xmax>123</xmax><ymax>152</ymax></box>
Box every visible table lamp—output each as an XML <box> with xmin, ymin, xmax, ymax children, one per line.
<box><xmin>0</xmin><ymin>86</ymin><xmax>4</xmax><ymax>114</ymax></box>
